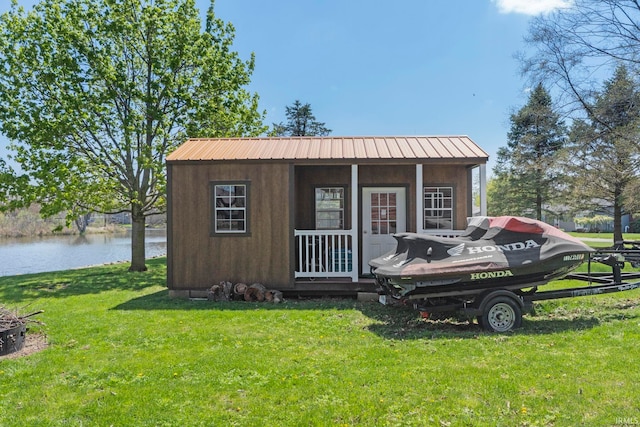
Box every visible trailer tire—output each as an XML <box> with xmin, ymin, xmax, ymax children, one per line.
<box><xmin>481</xmin><ymin>295</ymin><xmax>522</xmax><ymax>332</ymax></box>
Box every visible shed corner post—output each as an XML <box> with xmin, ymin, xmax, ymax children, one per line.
<box><xmin>480</xmin><ymin>163</ymin><xmax>487</xmax><ymax>216</ymax></box>
<box><xmin>351</xmin><ymin>164</ymin><xmax>359</xmax><ymax>282</ymax></box>
<box><xmin>416</xmin><ymin>163</ymin><xmax>423</xmax><ymax>234</ymax></box>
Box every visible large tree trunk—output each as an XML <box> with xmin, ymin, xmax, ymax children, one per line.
<box><xmin>129</xmin><ymin>205</ymin><xmax>147</xmax><ymax>272</ymax></box>
<box><xmin>535</xmin><ymin>169</ymin><xmax>543</xmax><ymax>221</ymax></box>
<box><xmin>74</xmin><ymin>212</ymin><xmax>92</xmax><ymax>234</ymax></box>
<box><xmin>613</xmin><ymin>189</ymin><xmax>623</xmax><ymax>244</ymax></box>
<box><xmin>536</xmin><ymin>192</ymin><xmax>543</xmax><ymax>221</ymax></box>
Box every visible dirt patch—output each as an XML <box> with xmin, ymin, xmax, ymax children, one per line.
<box><xmin>0</xmin><ymin>333</ymin><xmax>48</xmax><ymax>360</ymax></box>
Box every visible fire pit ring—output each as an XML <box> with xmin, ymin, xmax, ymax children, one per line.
<box><xmin>0</xmin><ymin>323</ymin><xmax>27</xmax><ymax>356</ymax></box>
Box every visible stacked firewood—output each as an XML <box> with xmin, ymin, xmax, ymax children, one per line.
<box><xmin>207</xmin><ymin>281</ymin><xmax>283</xmax><ymax>303</ymax></box>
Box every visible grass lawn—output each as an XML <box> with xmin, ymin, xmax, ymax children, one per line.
<box><xmin>1</xmin><ymin>257</ymin><xmax>640</xmax><ymax>426</ymax></box>
<box><xmin>568</xmin><ymin>232</ymin><xmax>640</xmax><ymax>248</ymax></box>
<box><xmin>569</xmin><ymin>231</ymin><xmax>640</xmax><ymax>241</ymax></box>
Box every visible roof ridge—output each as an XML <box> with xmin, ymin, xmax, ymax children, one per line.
<box><xmin>166</xmin><ymin>136</ymin><xmax>488</xmax><ymax>162</ymax></box>
<box><xmin>186</xmin><ymin>135</ymin><xmax>471</xmax><ymax>140</ymax></box>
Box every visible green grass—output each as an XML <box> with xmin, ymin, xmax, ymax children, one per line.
<box><xmin>568</xmin><ymin>231</ymin><xmax>640</xmax><ymax>241</ymax></box>
<box><xmin>567</xmin><ymin>231</ymin><xmax>640</xmax><ymax>248</ymax></box>
<box><xmin>1</xmin><ymin>257</ymin><xmax>640</xmax><ymax>426</ymax></box>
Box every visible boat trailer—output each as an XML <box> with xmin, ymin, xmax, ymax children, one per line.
<box><xmin>379</xmin><ymin>243</ymin><xmax>640</xmax><ymax>333</ymax></box>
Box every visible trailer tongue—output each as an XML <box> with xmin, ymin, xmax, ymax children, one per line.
<box><xmin>370</xmin><ymin>216</ymin><xmax>640</xmax><ymax>332</ymax></box>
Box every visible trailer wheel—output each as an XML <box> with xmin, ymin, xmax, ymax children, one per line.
<box><xmin>481</xmin><ymin>296</ymin><xmax>522</xmax><ymax>332</ymax></box>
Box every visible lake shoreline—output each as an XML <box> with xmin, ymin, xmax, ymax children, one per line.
<box><xmin>0</xmin><ymin>224</ymin><xmax>166</xmax><ymax>239</ymax></box>
<box><xmin>0</xmin><ymin>228</ymin><xmax>166</xmax><ymax>277</ymax></box>
<box><xmin>0</xmin><ymin>225</ymin><xmax>124</xmax><ymax>239</ymax></box>
<box><xmin>0</xmin><ymin>206</ymin><xmax>166</xmax><ymax>238</ymax></box>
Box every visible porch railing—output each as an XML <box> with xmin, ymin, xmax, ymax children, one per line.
<box><xmin>420</xmin><ymin>229</ymin><xmax>464</xmax><ymax>238</ymax></box>
<box><xmin>295</xmin><ymin>230</ymin><xmax>354</xmax><ymax>278</ymax></box>
<box><xmin>294</xmin><ymin>229</ymin><xmax>464</xmax><ymax>279</ymax></box>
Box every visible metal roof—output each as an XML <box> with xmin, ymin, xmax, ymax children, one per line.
<box><xmin>166</xmin><ymin>136</ymin><xmax>488</xmax><ymax>162</ymax></box>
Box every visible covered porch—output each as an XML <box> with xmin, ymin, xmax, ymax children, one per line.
<box><xmin>293</xmin><ymin>163</ymin><xmax>486</xmax><ymax>282</ymax></box>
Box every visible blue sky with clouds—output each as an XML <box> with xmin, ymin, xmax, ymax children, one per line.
<box><xmin>0</xmin><ymin>0</ymin><xmax>573</xmax><ymax>174</ymax></box>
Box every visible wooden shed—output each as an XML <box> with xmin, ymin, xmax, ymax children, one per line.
<box><xmin>166</xmin><ymin>136</ymin><xmax>489</xmax><ymax>297</ymax></box>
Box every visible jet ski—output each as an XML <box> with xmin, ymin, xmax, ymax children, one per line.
<box><xmin>370</xmin><ymin>216</ymin><xmax>595</xmax><ymax>299</ymax></box>
<box><xmin>368</xmin><ymin>216</ymin><xmax>492</xmax><ymax>273</ymax></box>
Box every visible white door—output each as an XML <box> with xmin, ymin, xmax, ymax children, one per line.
<box><xmin>362</xmin><ymin>187</ymin><xmax>406</xmax><ymax>274</ymax></box>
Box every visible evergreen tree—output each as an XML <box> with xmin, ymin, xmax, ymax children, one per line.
<box><xmin>565</xmin><ymin>65</ymin><xmax>640</xmax><ymax>242</ymax></box>
<box><xmin>490</xmin><ymin>84</ymin><xmax>566</xmax><ymax>220</ymax></box>
<box><xmin>272</xmin><ymin>100</ymin><xmax>331</xmax><ymax>136</ymax></box>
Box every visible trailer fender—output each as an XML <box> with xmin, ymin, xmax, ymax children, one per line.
<box><xmin>475</xmin><ymin>289</ymin><xmax>524</xmax><ymax>313</ymax></box>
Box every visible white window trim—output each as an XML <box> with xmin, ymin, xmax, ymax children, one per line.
<box><xmin>423</xmin><ymin>186</ymin><xmax>454</xmax><ymax>230</ymax></box>
<box><xmin>315</xmin><ymin>186</ymin><xmax>346</xmax><ymax>230</ymax></box>
<box><xmin>212</xmin><ymin>182</ymin><xmax>250</xmax><ymax>235</ymax></box>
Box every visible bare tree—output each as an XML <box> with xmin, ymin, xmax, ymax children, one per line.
<box><xmin>522</xmin><ymin>0</ymin><xmax>640</xmax><ymax>120</ymax></box>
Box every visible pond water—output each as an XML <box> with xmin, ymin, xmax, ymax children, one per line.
<box><xmin>0</xmin><ymin>229</ymin><xmax>166</xmax><ymax>277</ymax></box>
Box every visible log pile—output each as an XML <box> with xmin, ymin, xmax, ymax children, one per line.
<box><xmin>207</xmin><ymin>281</ymin><xmax>283</xmax><ymax>303</ymax></box>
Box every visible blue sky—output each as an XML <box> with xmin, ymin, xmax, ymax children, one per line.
<box><xmin>0</xmin><ymin>0</ymin><xmax>573</xmax><ymax>174</ymax></box>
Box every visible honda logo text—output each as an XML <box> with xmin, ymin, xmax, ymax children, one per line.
<box><xmin>447</xmin><ymin>240</ymin><xmax>540</xmax><ymax>256</ymax></box>
<box><xmin>469</xmin><ymin>270</ymin><xmax>514</xmax><ymax>280</ymax></box>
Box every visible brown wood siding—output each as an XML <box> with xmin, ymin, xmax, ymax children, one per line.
<box><xmin>294</xmin><ymin>166</ymin><xmax>352</xmax><ymax>230</ymax></box>
<box><xmin>168</xmin><ymin>162</ymin><xmax>292</xmax><ymax>290</ymax></box>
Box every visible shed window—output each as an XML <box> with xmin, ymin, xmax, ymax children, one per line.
<box><xmin>212</xmin><ymin>183</ymin><xmax>249</xmax><ymax>234</ymax></box>
<box><xmin>315</xmin><ymin>187</ymin><xmax>345</xmax><ymax>230</ymax></box>
<box><xmin>424</xmin><ymin>186</ymin><xmax>453</xmax><ymax>230</ymax></box>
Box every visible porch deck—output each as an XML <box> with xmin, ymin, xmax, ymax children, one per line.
<box><xmin>290</xmin><ymin>277</ymin><xmax>378</xmax><ymax>297</ymax></box>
